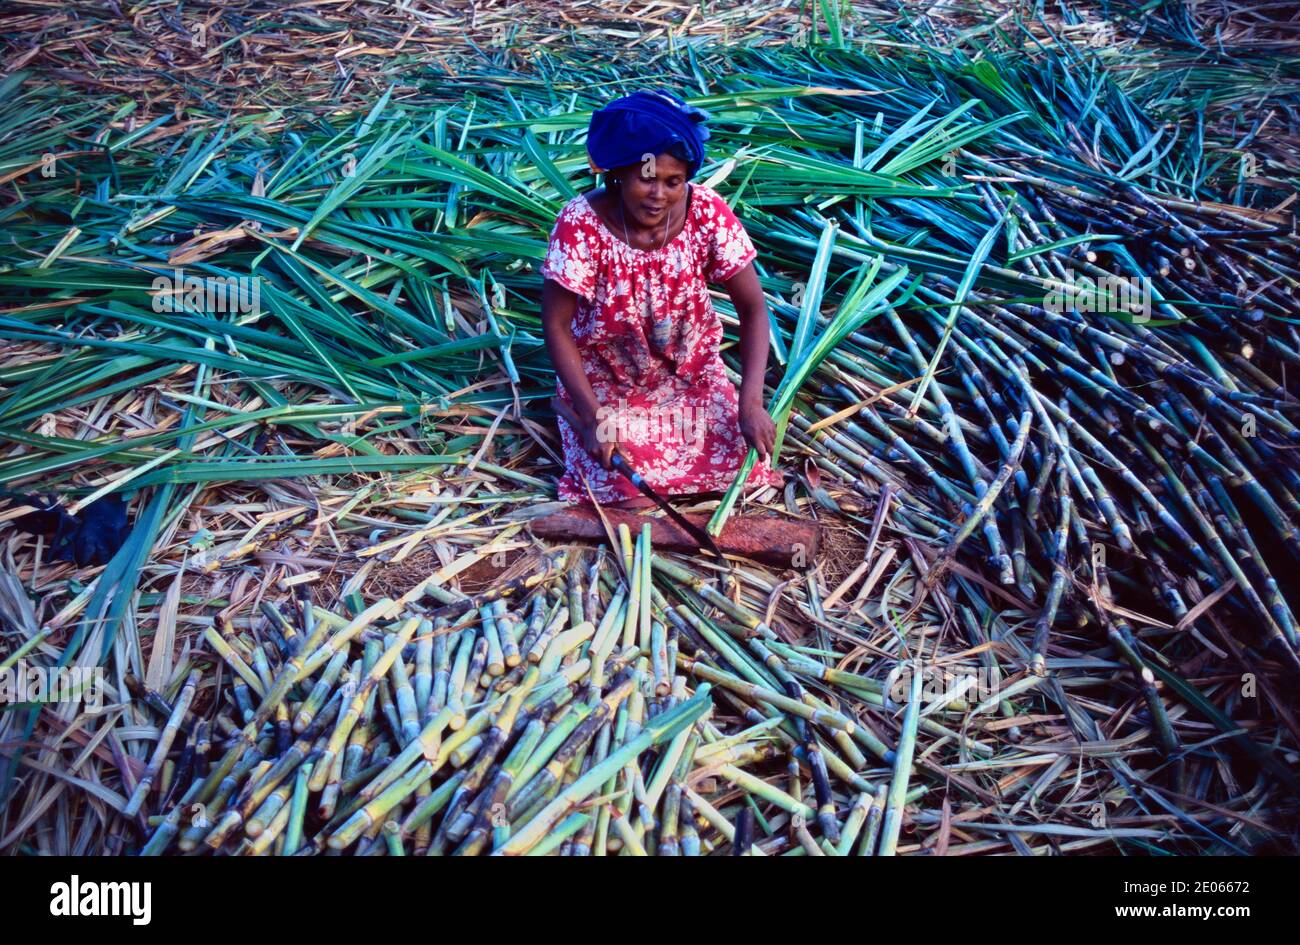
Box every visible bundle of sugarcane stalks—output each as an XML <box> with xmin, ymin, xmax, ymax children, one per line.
<box><xmin>2</xmin><ymin>1</ymin><xmax>1300</xmax><ymax>855</ymax></box>
<box><xmin>124</xmin><ymin>537</ymin><xmax>947</xmax><ymax>857</ymax></box>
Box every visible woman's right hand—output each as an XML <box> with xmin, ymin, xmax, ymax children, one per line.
<box><xmin>577</xmin><ymin>413</ymin><xmax>619</xmax><ymax>471</ymax></box>
<box><xmin>543</xmin><ymin>285</ymin><xmax>621</xmax><ymax>472</ymax></box>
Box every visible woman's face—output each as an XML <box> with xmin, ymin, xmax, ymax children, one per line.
<box><xmin>615</xmin><ymin>152</ymin><xmax>690</xmax><ymax>229</ymax></box>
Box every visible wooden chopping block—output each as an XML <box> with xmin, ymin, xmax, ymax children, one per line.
<box><xmin>528</xmin><ymin>506</ymin><xmax>820</xmax><ymax>568</ymax></box>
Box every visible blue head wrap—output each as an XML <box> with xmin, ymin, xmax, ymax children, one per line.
<box><xmin>586</xmin><ymin>90</ymin><xmax>711</xmax><ymax>179</ymax></box>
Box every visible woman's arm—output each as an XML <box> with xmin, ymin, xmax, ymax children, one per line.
<box><xmin>723</xmin><ymin>262</ymin><xmax>777</xmax><ymax>463</ymax></box>
<box><xmin>540</xmin><ymin>279</ymin><xmax>618</xmax><ymax>469</ymax></box>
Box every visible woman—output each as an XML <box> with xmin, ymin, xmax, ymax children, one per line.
<box><xmin>541</xmin><ymin>90</ymin><xmax>782</xmax><ymax>509</ymax></box>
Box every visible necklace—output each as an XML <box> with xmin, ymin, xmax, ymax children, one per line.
<box><xmin>620</xmin><ymin>196</ymin><xmax>672</xmax><ymax>252</ymax></box>
<box><xmin>616</xmin><ymin>195</ymin><xmax>679</xmax><ymax>354</ymax></box>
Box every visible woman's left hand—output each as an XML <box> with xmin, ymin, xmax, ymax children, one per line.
<box><xmin>738</xmin><ymin>400</ymin><xmax>776</xmax><ymax>465</ymax></box>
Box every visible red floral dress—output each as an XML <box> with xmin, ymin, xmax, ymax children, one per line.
<box><xmin>542</xmin><ymin>182</ymin><xmax>783</xmax><ymax>504</ymax></box>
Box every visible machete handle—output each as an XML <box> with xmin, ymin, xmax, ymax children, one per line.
<box><xmin>608</xmin><ymin>451</ymin><xmax>640</xmax><ymax>484</ymax></box>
